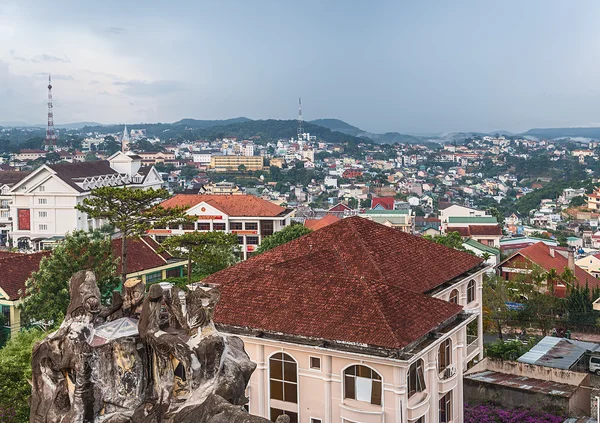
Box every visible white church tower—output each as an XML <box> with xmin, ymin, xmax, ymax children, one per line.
<box><xmin>122</xmin><ymin>125</ymin><xmax>130</xmax><ymax>152</ymax></box>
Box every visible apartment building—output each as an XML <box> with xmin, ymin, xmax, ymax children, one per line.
<box><xmin>440</xmin><ymin>204</ymin><xmax>503</xmax><ymax>247</ymax></box>
<box><xmin>156</xmin><ymin>194</ymin><xmax>294</xmax><ymax>259</ymax></box>
<box><xmin>9</xmin><ymin>152</ymin><xmax>163</xmax><ymax>250</ymax></box>
<box><xmin>0</xmin><ymin>171</ymin><xmax>31</xmax><ymax>246</ymax></box>
<box><xmin>210</xmin><ymin>155</ymin><xmax>264</xmax><ymax>171</ymax></box>
<box><xmin>206</xmin><ymin>217</ymin><xmax>487</xmax><ymax>423</ymax></box>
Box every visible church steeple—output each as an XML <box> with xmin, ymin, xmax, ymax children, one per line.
<box><xmin>122</xmin><ymin>125</ymin><xmax>130</xmax><ymax>152</ymax></box>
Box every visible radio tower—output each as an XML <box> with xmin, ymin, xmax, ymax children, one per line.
<box><xmin>45</xmin><ymin>74</ymin><xmax>56</xmax><ymax>150</ymax></box>
<box><xmin>297</xmin><ymin>97</ymin><xmax>303</xmax><ymax>142</ymax></box>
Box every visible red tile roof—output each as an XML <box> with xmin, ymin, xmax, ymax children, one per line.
<box><xmin>449</xmin><ymin>225</ymin><xmax>503</xmax><ymax>236</ymax></box>
<box><xmin>0</xmin><ymin>252</ymin><xmax>51</xmax><ymax>300</ymax></box>
<box><xmin>111</xmin><ymin>237</ymin><xmax>177</xmax><ymax>274</ymax></box>
<box><xmin>304</xmin><ymin>214</ymin><xmax>340</xmax><ymax>231</ymax></box>
<box><xmin>161</xmin><ymin>194</ymin><xmax>288</xmax><ymax>217</ymax></box>
<box><xmin>371</xmin><ymin>197</ymin><xmax>395</xmax><ymax>210</ymax></box>
<box><xmin>208</xmin><ymin>217</ymin><xmax>482</xmax><ymax>350</ymax></box>
<box><xmin>505</xmin><ymin>242</ymin><xmax>595</xmax><ymax>289</ymax></box>
<box><xmin>328</xmin><ymin>203</ymin><xmax>351</xmax><ymax>212</ymax></box>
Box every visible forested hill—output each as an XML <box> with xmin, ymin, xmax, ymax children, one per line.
<box><xmin>311</xmin><ymin>118</ymin><xmax>425</xmax><ymax>144</ymax></box>
<box><xmin>78</xmin><ymin>119</ymin><xmax>372</xmax><ymax>145</ymax></box>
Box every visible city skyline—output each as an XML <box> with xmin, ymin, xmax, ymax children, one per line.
<box><xmin>2</xmin><ymin>1</ymin><xmax>600</xmax><ymax>134</ymax></box>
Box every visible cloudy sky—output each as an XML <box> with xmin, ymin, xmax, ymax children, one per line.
<box><xmin>1</xmin><ymin>1</ymin><xmax>600</xmax><ymax>133</ymax></box>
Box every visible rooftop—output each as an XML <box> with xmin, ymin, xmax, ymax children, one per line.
<box><xmin>518</xmin><ymin>336</ymin><xmax>600</xmax><ymax>370</ymax></box>
<box><xmin>465</xmin><ymin>370</ymin><xmax>577</xmax><ymax>398</ymax></box>
<box><xmin>304</xmin><ymin>214</ymin><xmax>340</xmax><ymax>231</ymax></box>
<box><xmin>448</xmin><ymin>216</ymin><xmax>498</xmax><ymax>224</ymax></box>
<box><xmin>161</xmin><ymin>194</ymin><xmax>290</xmax><ymax>217</ymax></box>
<box><xmin>208</xmin><ymin>216</ymin><xmax>483</xmax><ymax>352</ymax></box>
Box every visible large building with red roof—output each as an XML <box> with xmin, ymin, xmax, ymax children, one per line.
<box><xmin>158</xmin><ymin>194</ymin><xmax>294</xmax><ymax>260</ymax></box>
<box><xmin>203</xmin><ymin>216</ymin><xmax>488</xmax><ymax>423</ymax></box>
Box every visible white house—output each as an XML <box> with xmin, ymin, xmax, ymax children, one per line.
<box><xmin>9</xmin><ymin>152</ymin><xmax>163</xmax><ymax>250</ymax></box>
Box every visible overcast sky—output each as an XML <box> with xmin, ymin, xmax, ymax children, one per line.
<box><xmin>1</xmin><ymin>1</ymin><xmax>600</xmax><ymax>134</ymax></box>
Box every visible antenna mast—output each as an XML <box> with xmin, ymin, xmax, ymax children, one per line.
<box><xmin>297</xmin><ymin>97</ymin><xmax>303</xmax><ymax>141</ymax></box>
<box><xmin>45</xmin><ymin>74</ymin><xmax>56</xmax><ymax>150</ymax></box>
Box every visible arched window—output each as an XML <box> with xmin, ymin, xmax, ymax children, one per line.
<box><xmin>467</xmin><ymin>280</ymin><xmax>476</xmax><ymax>303</ymax></box>
<box><xmin>269</xmin><ymin>353</ymin><xmax>297</xmax><ymax>403</ymax></box>
<box><xmin>449</xmin><ymin>289</ymin><xmax>459</xmax><ymax>304</ymax></box>
<box><xmin>438</xmin><ymin>339</ymin><xmax>452</xmax><ymax>377</ymax></box>
<box><xmin>407</xmin><ymin>359</ymin><xmax>426</xmax><ymax>398</ymax></box>
<box><xmin>343</xmin><ymin>365</ymin><xmax>382</xmax><ymax>406</ymax></box>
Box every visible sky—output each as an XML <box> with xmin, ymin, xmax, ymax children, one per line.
<box><xmin>1</xmin><ymin>1</ymin><xmax>600</xmax><ymax>134</ymax></box>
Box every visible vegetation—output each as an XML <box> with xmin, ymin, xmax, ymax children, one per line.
<box><xmin>0</xmin><ymin>328</ymin><xmax>50</xmax><ymax>423</ymax></box>
<box><xmin>256</xmin><ymin>224</ymin><xmax>312</xmax><ymax>254</ymax></box>
<box><xmin>423</xmin><ymin>231</ymin><xmax>473</xmax><ymax>253</ymax></box>
<box><xmin>465</xmin><ymin>403</ymin><xmax>563</xmax><ymax>423</ymax></box>
<box><xmin>485</xmin><ymin>338</ymin><xmax>536</xmax><ymax>361</ymax></box>
<box><xmin>160</xmin><ymin>232</ymin><xmax>239</xmax><ymax>283</ymax></box>
<box><xmin>20</xmin><ymin>231</ymin><xmax>119</xmax><ymax>326</ymax></box>
<box><xmin>76</xmin><ymin>187</ymin><xmax>189</xmax><ymax>282</ymax></box>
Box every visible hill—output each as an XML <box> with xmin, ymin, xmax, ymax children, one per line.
<box><xmin>310</xmin><ymin>118</ymin><xmax>426</xmax><ymax>144</ymax></box>
<box><xmin>172</xmin><ymin>117</ymin><xmax>251</xmax><ymax>128</ymax></box>
<box><xmin>522</xmin><ymin>127</ymin><xmax>600</xmax><ymax>141</ymax></box>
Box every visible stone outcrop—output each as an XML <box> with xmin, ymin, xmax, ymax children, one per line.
<box><xmin>30</xmin><ymin>271</ymin><xmax>288</xmax><ymax>423</ymax></box>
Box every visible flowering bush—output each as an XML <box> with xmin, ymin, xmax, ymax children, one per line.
<box><xmin>464</xmin><ymin>404</ymin><xmax>564</xmax><ymax>423</ymax></box>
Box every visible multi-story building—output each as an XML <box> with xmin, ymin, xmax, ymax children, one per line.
<box><xmin>156</xmin><ymin>194</ymin><xmax>294</xmax><ymax>260</ymax></box>
<box><xmin>206</xmin><ymin>217</ymin><xmax>487</xmax><ymax>423</ymax></box>
<box><xmin>358</xmin><ymin>209</ymin><xmax>414</xmax><ymax>233</ymax></box>
<box><xmin>210</xmin><ymin>155</ymin><xmax>264</xmax><ymax>171</ymax></box>
<box><xmin>440</xmin><ymin>204</ymin><xmax>503</xmax><ymax>247</ymax></box>
<box><xmin>9</xmin><ymin>152</ymin><xmax>163</xmax><ymax>250</ymax></box>
<box><xmin>0</xmin><ymin>171</ymin><xmax>31</xmax><ymax>246</ymax></box>
<box><xmin>587</xmin><ymin>187</ymin><xmax>600</xmax><ymax>210</ymax></box>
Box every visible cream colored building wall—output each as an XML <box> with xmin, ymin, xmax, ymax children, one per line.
<box><xmin>229</xmin><ymin>313</ymin><xmax>472</xmax><ymax>423</ymax></box>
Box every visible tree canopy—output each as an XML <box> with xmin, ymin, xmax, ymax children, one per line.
<box><xmin>256</xmin><ymin>224</ymin><xmax>312</xmax><ymax>254</ymax></box>
<box><xmin>19</xmin><ymin>230</ymin><xmax>119</xmax><ymax>326</ymax></box>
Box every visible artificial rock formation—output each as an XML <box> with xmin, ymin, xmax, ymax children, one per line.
<box><xmin>30</xmin><ymin>271</ymin><xmax>288</xmax><ymax>423</ymax></box>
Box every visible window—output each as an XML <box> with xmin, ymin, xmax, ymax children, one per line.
<box><xmin>467</xmin><ymin>280</ymin><xmax>476</xmax><ymax>303</ymax></box>
<box><xmin>237</xmin><ymin>236</ymin><xmax>244</xmax><ymax>245</ymax></box>
<box><xmin>39</xmin><ymin>224</ymin><xmax>48</xmax><ymax>231</ymax></box>
<box><xmin>182</xmin><ymin>222</ymin><xmax>195</xmax><ymax>230</ymax></box>
<box><xmin>269</xmin><ymin>353</ymin><xmax>297</xmax><ymax>403</ymax></box>
<box><xmin>1</xmin><ymin>305</ymin><xmax>10</xmax><ymax>328</ymax></box>
<box><xmin>0</xmin><ymin>211</ymin><xmax>8</xmax><ymax>218</ymax></box>
<box><xmin>213</xmin><ymin>223</ymin><xmax>226</xmax><ymax>231</ymax></box>
<box><xmin>247</xmin><ymin>236</ymin><xmax>259</xmax><ymax>245</ymax></box>
<box><xmin>0</xmin><ymin>200</ymin><xmax>9</xmax><ymax>208</ymax></box>
<box><xmin>411</xmin><ymin>417</ymin><xmax>424</xmax><ymax>423</ymax></box>
<box><xmin>230</xmin><ymin>222</ymin><xmax>243</xmax><ymax>231</ymax></box>
<box><xmin>39</xmin><ymin>211</ymin><xmax>48</xmax><ymax>218</ymax></box>
<box><xmin>310</xmin><ymin>419</ymin><xmax>322</xmax><ymax>423</ymax></box>
<box><xmin>449</xmin><ymin>289</ymin><xmax>459</xmax><ymax>304</ymax></box>
<box><xmin>407</xmin><ymin>359</ymin><xmax>426</xmax><ymax>398</ymax></box>
<box><xmin>197</xmin><ymin>222</ymin><xmax>210</xmax><ymax>231</ymax></box>
<box><xmin>39</xmin><ymin>186</ymin><xmax>45</xmax><ymax>192</ymax></box>
<box><xmin>310</xmin><ymin>357</ymin><xmax>321</xmax><ymax>370</ymax></box>
<box><xmin>438</xmin><ymin>339</ymin><xmax>452</xmax><ymax>374</ymax></box>
<box><xmin>166</xmin><ymin>267</ymin><xmax>182</xmax><ymax>278</ymax></box>
<box><xmin>245</xmin><ymin>222</ymin><xmax>258</xmax><ymax>231</ymax></box>
<box><xmin>343</xmin><ymin>365</ymin><xmax>382</xmax><ymax>406</ymax></box>
<box><xmin>439</xmin><ymin>391</ymin><xmax>452</xmax><ymax>423</ymax></box>
<box><xmin>145</xmin><ymin>271</ymin><xmax>162</xmax><ymax>284</ymax></box>
<box><xmin>270</xmin><ymin>408</ymin><xmax>297</xmax><ymax>423</ymax></box>
<box><xmin>38</xmin><ymin>198</ymin><xmax>47</xmax><ymax>205</ymax></box>
<box><xmin>261</xmin><ymin>220</ymin><xmax>274</xmax><ymax>237</ymax></box>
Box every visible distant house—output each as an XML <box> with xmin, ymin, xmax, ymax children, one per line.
<box><xmin>358</xmin><ymin>209</ymin><xmax>414</xmax><ymax>233</ymax></box>
<box><xmin>463</xmin><ymin>238</ymin><xmax>500</xmax><ymax>268</ymax></box>
<box><xmin>0</xmin><ymin>236</ymin><xmax>185</xmax><ymax>335</ymax></box>
<box><xmin>304</xmin><ymin>214</ymin><xmax>340</xmax><ymax>231</ymax></box>
<box><xmin>370</xmin><ymin>197</ymin><xmax>395</xmax><ymax>210</ymax></box>
<box><xmin>341</xmin><ymin>169</ymin><xmax>363</xmax><ymax>179</ymax></box>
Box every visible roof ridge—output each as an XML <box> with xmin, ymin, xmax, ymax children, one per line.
<box><xmin>342</xmin><ymin>217</ymin><xmax>387</xmax><ymax>282</ymax></box>
<box><xmin>359</xmin><ymin>277</ymin><xmax>402</xmax><ymax>346</ymax></box>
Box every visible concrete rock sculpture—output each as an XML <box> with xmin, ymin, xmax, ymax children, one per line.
<box><xmin>30</xmin><ymin>271</ymin><xmax>288</xmax><ymax>423</ymax></box>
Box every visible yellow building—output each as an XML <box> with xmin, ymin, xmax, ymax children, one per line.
<box><xmin>209</xmin><ymin>155</ymin><xmax>264</xmax><ymax>171</ymax></box>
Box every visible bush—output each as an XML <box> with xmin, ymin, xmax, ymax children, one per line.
<box><xmin>465</xmin><ymin>403</ymin><xmax>563</xmax><ymax>423</ymax></box>
<box><xmin>485</xmin><ymin>339</ymin><xmax>535</xmax><ymax>361</ymax></box>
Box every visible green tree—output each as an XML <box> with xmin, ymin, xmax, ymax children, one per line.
<box><xmin>256</xmin><ymin>224</ymin><xmax>312</xmax><ymax>254</ymax></box>
<box><xmin>45</xmin><ymin>152</ymin><xmax>61</xmax><ymax>163</ymax></box>
<box><xmin>75</xmin><ymin>187</ymin><xmax>188</xmax><ymax>282</ymax></box>
<box><xmin>569</xmin><ymin>195</ymin><xmax>586</xmax><ymax>207</ymax></box>
<box><xmin>0</xmin><ymin>328</ymin><xmax>50</xmax><ymax>423</ymax></box>
<box><xmin>423</xmin><ymin>231</ymin><xmax>473</xmax><ymax>253</ymax></box>
<box><xmin>486</xmin><ymin>207</ymin><xmax>505</xmax><ymax>227</ymax></box>
<box><xmin>160</xmin><ymin>232</ymin><xmax>239</xmax><ymax>283</ymax></box>
<box><xmin>85</xmin><ymin>153</ymin><xmax>99</xmax><ymax>162</ymax></box>
<box><xmin>238</xmin><ymin>164</ymin><xmax>247</xmax><ymax>173</ymax></box>
<box><xmin>486</xmin><ymin>339</ymin><xmax>535</xmax><ymax>361</ymax></box>
<box><xmin>483</xmin><ymin>274</ymin><xmax>516</xmax><ymax>340</ymax></box>
<box><xmin>20</xmin><ymin>231</ymin><xmax>119</xmax><ymax>326</ymax></box>
<box><xmin>101</xmin><ymin>135</ymin><xmax>120</xmax><ymax>155</ymax></box>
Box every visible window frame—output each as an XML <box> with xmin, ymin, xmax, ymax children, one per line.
<box><xmin>467</xmin><ymin>279</ymin><xmax>476</xmax><ymax>303</ymax></box>
<box><xmin>145</xmin><ymin>271</ymin><xmax>163</xmax><ymax>284</ymax></box>
<box><xmin>38</xmin><ymin>198</ymin><xmax>47</xmax><ymax>205</ymax></box>
<box><xmin>269</xmin><ymin>352</ymin><xmax>298</xmax><ymax>404</ymax></box>
<box><xmin>407</xmin><ymin>359</ymin><xmax>426</xmax><ymax>398</ymax></box>
<box><xmin>213</xmin><ymin>222</ymin><xmax>226</xmax><ymax>231</ymax></box>
<box><xmin>309</xmin><ymin>356</ymin><xmax>321</xmax><ymax>371</ymax></box>
<box><xmin>39</xmin><ymin>224</ymin><xmax>48</xmax><ymax>231</ymax></box>
<box><xmin>449</xmin><ymin>289</ymin><xmax>459</xmax><ymax>304</ymax></box>
<box><xmin>230</xmin><ymin>222</ymin><xmax>243</xmax><ymax>231</ymax></box>
<box><xmin>439</xmin><ymin>391</ymin><xmax>452</xmax><ymax>423</ymax></box>
<box><xmin>245</xmin><ymin>222</ymin><xmax>258</xmax><ymax>231</ymax></box>
<box><xmin>343</xmin><ymin>364</ymin><xmax>382</xmax><ymax>406</ymax></box>
<box><xmin>438</xmin><ymin>338</ymin><xmax>452</xmax><ymax>374</ymax></box>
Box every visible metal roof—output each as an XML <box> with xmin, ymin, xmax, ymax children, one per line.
<box><xmin>518</xmin><ymin>336</ymin><xmax>600</xmax><ymax>370</ymax></box>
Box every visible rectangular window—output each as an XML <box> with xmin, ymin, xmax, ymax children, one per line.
<box><xmin>237</xmin><ymin>236</ymin><xmax>244</xmax><ymax>245</ymax></box>
<box><xmin>246</xmin><ymin>236</ymin><xmax>259</xmax><ymax>245</ymax></box>
<box><xmin>245</xmin><ymin>222</ymin><xmax>258</xmax><ymax>231</ymax></box>
<box><xmin>260</xmin><ymin>220</ymin><xmax>274</xmax><ymax>237</ymax></box>
<box><xmin>39</xmin><ymin>224</ymin><xmax>47</xmax><ymax>231</ymax></box>
<box><xmin>213</xmin><ymin>223</ymin><xmax>226</xmax><ymax>231</ymax></box>
<box><xmin>310</xmin><ymin>356</ymin><xmax>321</xmax><ymax>370</ymax></box>
<box><xmin>145</xmin><ymin>271</ymin><xmax>162</xmax><ymax>284</ymax></box>
<box><xmin>310</xmin><ymin>419</ymin><xmax>322</xmax><ymax>423</ymax></box>
<box><xmin>182</xmin><ymin>222</ymin><xmax>195</xmax><ymax>230</ymax></box>
<box><xmin>38</xmin><ymin>198</ymin><xmax>47</xmax><ymax>205</ymax></box>
<box><xmin>39</xmin><ymin>186</ymin><xmax>45</xmax><ymax>192</ymax></box>
<box><xmin>0</xmin><ymin>211</ymin><xmax>8</xmax><ymax>218</ymax></box>
<box><xmin>198</xmin><ymin>222</ymin><xmax>210</xmax><ymax>231</ymax></box>
<box><xmin>407</xmin><ymin>360</ymin><xmax>426</xmax><ymax>398</ymax></box>
<box><xmin>166</xmin><ymin>267</ymin><xmax>182</xmax><ymax>278</ymax></box>
<box><xmin>439</xmin><ymin>391</ymin><xmax>452</xmax><ymax>423</ymax></box>
<box><xmin>39</xmin><ymin>211</ymin><xmax>48</xmax><ymax>218</ymax></box>
<box><xmin>0</xmin><ymin>200</ymin><xmax>9</xmax><ymax>208</ymax></box>
<box><xmin>230</xmin><ymin>222</ymin><xmax>243</xmax><ymax>230</ymax></box>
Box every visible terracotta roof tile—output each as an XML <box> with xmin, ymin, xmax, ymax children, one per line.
<box><xmin>161</xmin><ymin>194</ymin><xmax>289</xmax><ymax>217</ymax></box>
<box><xmin>371</xmin><ymin>197</ymin><xmax>395</xmax><ymax>210</ymax></box>
<box><xmin>111</xmin><ymin>237</ymin><xmax>175</xmax><ymax>274</ymax></box>
<box><xmin>0</xmin><ymin>252</ymin><xmax>51</xmax><ymax>300</ymax></box>
<box><xmin>208</xmin><ymin>217</ymin><xmax>482</xmax><ymax>350</ymax></box>
<box><xmin>449</xmin><ymin>225</ymin><xmax>502</xmax><ymax>236</ymax></box>
<box><xmin>304</xmin><ymin>214</ymin><xmax>340</xmax><ymax>231</ymax></box>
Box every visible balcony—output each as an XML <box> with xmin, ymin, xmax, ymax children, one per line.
<box><xmin>438</xmin><ymin>365</ymin><xmax>457</xmax><ymax>393</ymax></box>
<box><xmin>467</xmin><ymin>335</ymin><xmax>479</xmax><ymax>357</ymax></box>
<box><xmin>406</xmin><ymin>391</ymin><xmax>430</xmax><ymax>421</ymax></box>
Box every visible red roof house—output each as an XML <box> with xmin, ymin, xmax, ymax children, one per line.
<box><xmin>304</xmin><ymin>214</ymin><xmax>340</xmax><ymax>231</ymax></box>
<box><xmin>371</xmin><ymin>197</ymin><xmax>395</xmax><ymax>210</ymax></box>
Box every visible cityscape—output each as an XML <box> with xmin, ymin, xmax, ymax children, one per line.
<box><xmin>3</xmin><ymin>2</ymin><xmax>600</xmax><ymax>423</ymax></box>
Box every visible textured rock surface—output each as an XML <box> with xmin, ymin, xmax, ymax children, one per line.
<box><xmin>30</xmin><ymin>271</ymin><xmax>288</xmax><ymax>423</ymax></box>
